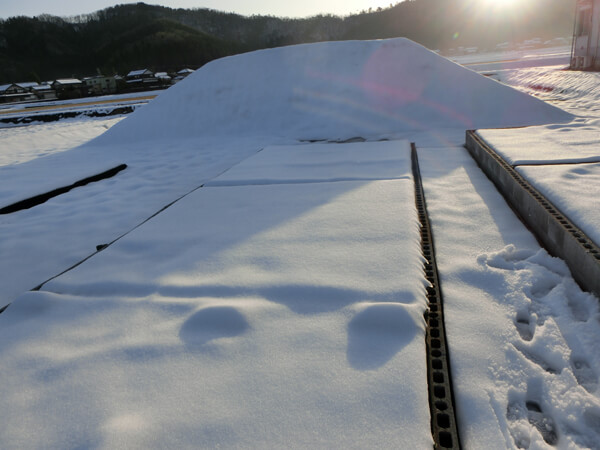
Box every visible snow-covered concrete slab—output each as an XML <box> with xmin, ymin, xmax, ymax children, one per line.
<box><xmin>207</xmin><ymin>140</ymin><xmax>411</xmax><ymax>186</ymax></box>
<box><xmin>478</xmin><ymin>124</ymin><xmax>600</xmax><ymax>165</ymax></box>
<box><xmin>517</xmin><ymin>163</ymin><xmax>600</xmax><ymax>246</ymax></box>
<box><xmin>418</xmin><ymin>145</ymin><xmax>600</xmax><ymax>449</ymax></box>
<box><xmin>0</xmin><ymin>172</ymin><xmax>430</xmax><ymax>447</ymax></box>
<box><xmin>475</xmin><ymin>124</ymin><xmax>600</xmax><ymax>245</ymax></box>
<box><xmin>0</xmin><ymin>137</ymin><xmax>269</xmax><ymax>307</ymax></box>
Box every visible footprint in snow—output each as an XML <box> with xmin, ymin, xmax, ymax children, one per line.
<box><xmin>514</xmin><ymin>344</ymin><xmax>560</xmax><ymax>375</ymax></box>
<box><xmin>567</xmin><ymin>292</ymin><xmax>592</xmax><ymax>322</ymax></box>
<box><xmin>528</xmin><ymin>278</ymin><xmax>557</xmax><ymax>299</ymax></box>
<box><xmin>480</xmin><ymin>245</ymin><xmax>534</xmax><ymax>271</ymax></box>
<box><xmin>515</xmin><ymin>310</ymin><xmax>535</xmax><ymax>342</ymax></box>
<box><xmin>584</xmin><ymin>408</ymin><xmax>600</xmax><ymax>436</ymax></box>
<box><xmin>526</xmin><ymin>400</ymin><xmax>559</xmax><ymax>446</ymax></box>
<box><xmin>506</xmin><ymin>398</ymin><xmax>559</xmax><ymax>448</ymax></box>
<box><xmin>506</xmin><ymin>401</ymin><xmax>531</xmax><ymax>449</ymax></box>
<box><xmin>571</xmin><ymin>358</ymin><xmax>598</xmax><ymax>394</ymax></box>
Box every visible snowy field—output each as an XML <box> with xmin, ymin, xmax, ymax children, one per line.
<box><xmin>0</xmin><ymin>116</ymin><xmax>125</xmax><ymax>166</ymax></box>
<box><xmin>0</xmin><ymin>90</ymin><xmax>157</xmax><ymax>118</ymax></box>
<box><xmin>0</xmin><ymin>39</ymin><xmax>599</xmax><ymax>448</ymax></box>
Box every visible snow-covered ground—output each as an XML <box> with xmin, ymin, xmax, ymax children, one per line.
<box><xmin>450</xmin><ymin>45</ymin><xmax>572</xmax><ymax>73</ymax></box>
<box><xmin>0</xmin><ymin>91</ymin><xmax>156</xmax><ymax>127</ymax></box>
<box><xmin>473</xmin><ymin>51</ymin><xmax>600</xmax><ymax>260</ymax></box>
<box><xmin>420</xmin><ymin>145</ymin><xmax>600</xmax><ymax>449</ymax></box>
<box><xmin>0</xmin><ymin>116</ymin><xmax>125</xmax><ymax>166</ymax></box>
<box><xmin>0</xmin><ymin>38</ymin><xmax>598</xmax><ymax>448</ymax></box>
<box><xmin>0</xmin><ymin>90</ymin><xmax>157</xmax><ymax>114</ymax></box>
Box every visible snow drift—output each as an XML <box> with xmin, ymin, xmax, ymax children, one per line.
<box><xmin>96</xmin><ymin>38</ymin><xmax>572</xmax><ymax>143</ymax></box>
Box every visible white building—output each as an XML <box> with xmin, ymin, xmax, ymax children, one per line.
<box><xmin>571</xmin><ymin>0</ymin><xmax>600</xmax><ymax>69</ymax></box>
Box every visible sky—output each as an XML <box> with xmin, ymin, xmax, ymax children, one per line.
<box><xmin>0</xmin><ymin>0</ymin><xmax>397</xmax><ymax>19</ymax></box>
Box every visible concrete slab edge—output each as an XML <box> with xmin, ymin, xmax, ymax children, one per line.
<box><xmin>465</xmin><ymin>130</ymin><xmax>600</xmax><ymax>300</ymax></box>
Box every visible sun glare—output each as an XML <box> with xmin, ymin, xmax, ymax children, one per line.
<box><xmin>483</xmin><ymin>0</ymin><xmax>518</xmax><ymax>7</ymax></box>
<box><xmin>476</xmin><ymin>0</ymin><xmax>520</xmax><ymax>16</ymax></box>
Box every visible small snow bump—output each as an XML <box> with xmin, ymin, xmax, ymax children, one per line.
<box><xmin>179</xmin><ymin>306</ymin><xmax>249</xmax><ymax>349</ymax></box>
<box><xmin>346</xmin><ymin>303</ymin><xmax>419</xmax><ymax>370</ymax></box>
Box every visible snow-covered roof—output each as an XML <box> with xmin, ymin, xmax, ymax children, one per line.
<box><xmin>0</xmin><ymin>83</ymin><xmax>13</xmax><ymax>92</ymax></box>
<box><xmin>127</xmin><ymin>69</ymin><xmax>152</xmax><ymax>77</ymax></box>
<box><xmin>53</xmin><ymin>78</ymin><xmax>82</xmax><ymax>85</ymax></box>
<box><xmin>177</xmin><ymin>68</ymin><xmax>194</xmax><ymax>74</ymax></box>
<box><xmin>15</xmin><ymin>82</ymin><xmax>39</xmax><ymax>88</ymax></box>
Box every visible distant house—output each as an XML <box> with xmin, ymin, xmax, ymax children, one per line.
<box><xmin>177</xmin><ymin>68</ymin><xmax>194</xmax><ymax>76</ymax></box>
<box><xmin>571</xmin><ymin>0</ymin><xmax>600</xmax><ymax>69</ymax></box>
<box><xmin>125</xmin><ymin>69</ymin><xmax>160</xmax><ymax>91</ymax></box>
<box><xmin>83</xmin><ymin>75</ymin><xmax>118</xmax><ymax>96</ymax></box>
<box><xmin>0</xmin><ymin>83</ymin><xmax>37</xmax><ymax>104</ymax></box>
<box><xmin>15</xmin><ymin>82</ymin><xmax>39</xmax><ymax>91</ymax></box>
<box><xmin>31</xmin><ymin>84</ymin><xmax>57</xmax><ymax>101</ymax></box>
<box><xmin>153</xmin><ymin>72</ymin><xmax>171</xmax><ymax>87</ymax></box>
<box><xmin>2</xmin><ymin>83</ymin><xmax>28</xmax><ymax>95</ymax></box>
<box><xmin>126</xmin><ymin>69</ymin><xmax>154</xmax><ymax>80</ymax></box>
<box><xmin>52</xmin><ymin>79</ymin><xmax>84</xmax><ymax>99</ymax></box>
<box><xmin>155</xmin><ymin>72</ymin><xmax>171</xmax><ymax>81</ymax></box>
<box><xmin>173</xmin><ymin>68</ymin><xmax>195</xmax><ymax>83</ymax></box>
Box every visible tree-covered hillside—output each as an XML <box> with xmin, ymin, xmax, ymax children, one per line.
<box><xmin>0</xmin><ymin>0</ymin><xmax>576</xmax><ymax>83</ymax></box>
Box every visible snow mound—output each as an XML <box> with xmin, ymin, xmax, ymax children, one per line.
<box><xmin>96</xmin><ymin>38</ymin><xmax>572</xmax><ymax>143</ymax></box>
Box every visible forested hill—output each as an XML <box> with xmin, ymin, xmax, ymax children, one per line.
<box><xmin>0</xmin><ymin>0</ymin><xmax>576</xmax><ymax>84</ymax></box>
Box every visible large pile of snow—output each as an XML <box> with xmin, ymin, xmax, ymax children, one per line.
<box><xmin>95</xmin><ymin>38</ymin><xmax>572</xmax><ymax>144</ymax></box>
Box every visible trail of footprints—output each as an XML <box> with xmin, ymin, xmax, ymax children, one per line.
<box><xmin>511</xmin><ymin>273</ymin><xmax>598</xmax><ymax>394</ymax></box>
<box><xmin>485</xmin><ymin>248</ymin><xmax>600</xmax><ymax>448</ymax></box>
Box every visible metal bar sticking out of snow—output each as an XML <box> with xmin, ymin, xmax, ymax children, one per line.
<box><xmin>465</xmin><ymin>130</ymin><xmax>600</xmax><ymax>300</ymax></box>
<box><xmin>411</xmin><ymin>143</ymin><xmax>462</xmax><ymax>450</ymax></box>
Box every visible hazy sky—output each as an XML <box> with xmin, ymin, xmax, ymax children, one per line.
<box><xmin>0</xmin><ymin>0</ymin><xmax>396</xmax><ymax>19</ymax></box>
